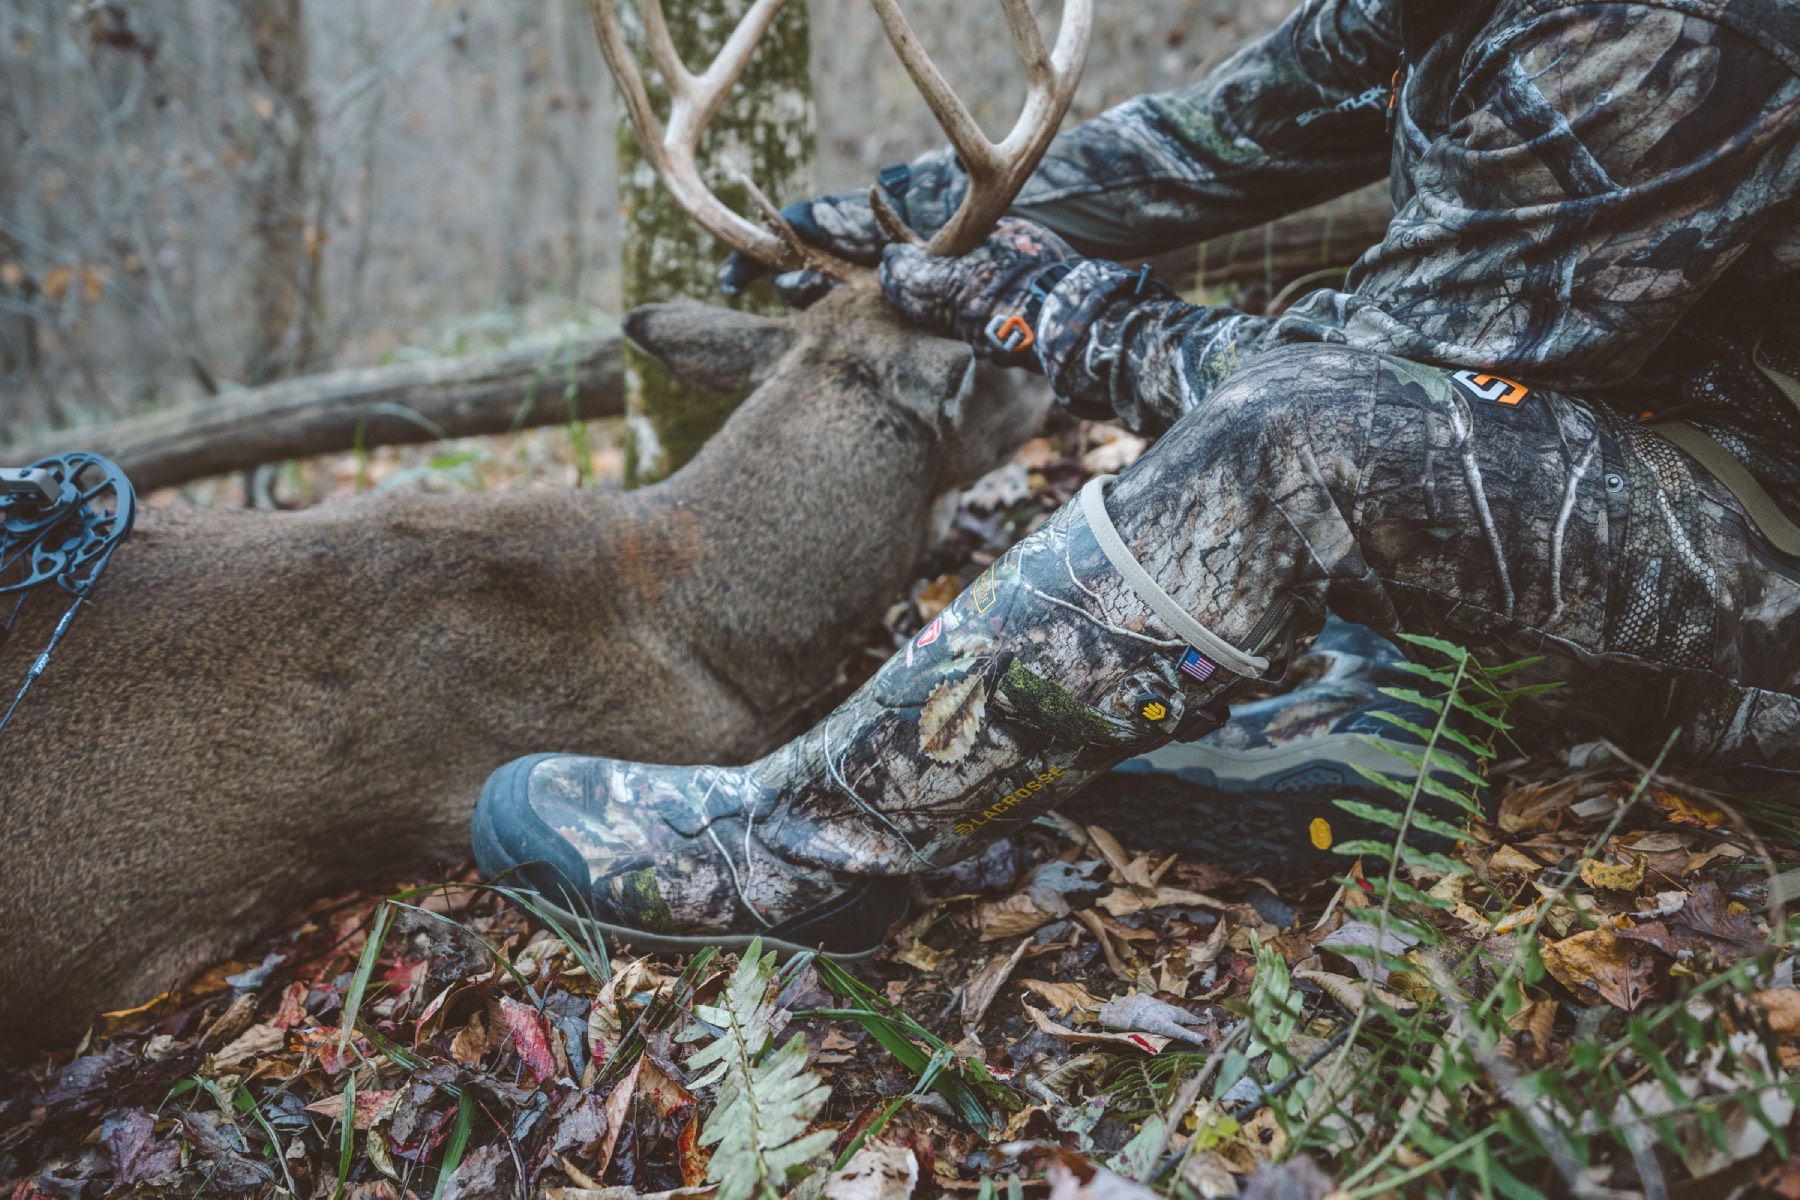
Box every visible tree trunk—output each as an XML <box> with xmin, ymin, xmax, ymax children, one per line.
<box><xmin>616</xmin><ymin>0</ymin><xmax>813</xmax><ymax>488</ymax></box>
<box><xmin>241</xmin><ymin>0</ymin><xmax>320</xmax><ymax>385</ymax></box>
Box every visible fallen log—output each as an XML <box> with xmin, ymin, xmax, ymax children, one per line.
<box><xmin>2</xmin><ymin>332</ymin><xmax>624</xmax><ymax>494</ymax></box>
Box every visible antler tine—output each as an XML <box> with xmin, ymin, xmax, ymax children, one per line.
<box><xmin>870</xmin><ymin>0</ymin><xmax>999</xmax><ymax>180</ymax></box>
<box><xmin>636</xmin><ymin>0</ymin><xmax>695</xmax><ymax>106</ymax></box>
<box><xmin>873</xmin><ymin>0</ymin><xmax>1092</xmax><ymax>257</ymax></box>
<box><xmin>997</xmin><ymin>0</ymin><xmax>1053</xmax><ymax>98</ymax></box>
<box><xmin>584</xmin><ymin>0</ymin><xmax>863</xmax><ymax>279</ymax></box>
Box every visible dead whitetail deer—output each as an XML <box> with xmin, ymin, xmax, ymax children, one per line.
<box><xmin>0</xmin><ymin>0</ymin><xmax>1091</xmax><ymax>1051</ymax></box>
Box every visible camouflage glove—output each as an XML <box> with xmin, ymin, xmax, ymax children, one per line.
<box><xmin>878</xmin><ymin>217</ymin><xmax>1074</xmax><ymax>371</ymax></box>
<box><xmin>717</xmin><ymin>150</ymin><xmax>969</xmax><ymax>306</ymax></box>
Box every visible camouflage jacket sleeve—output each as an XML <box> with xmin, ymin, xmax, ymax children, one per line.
<box><xmin>891</xmin><ymin>0</ymin><xmax>1400</xmax><ymax>259</ymax></box>
<box><xmin>1038</xmin><ymin>6</ymin><xmax>1800</xmax><ymax>434</ymax></box>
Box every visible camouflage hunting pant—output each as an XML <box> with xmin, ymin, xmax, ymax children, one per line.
<box><xmin>1104</xmin><ymin>342</ymin><xmax>1800</xmax><ymax>795</ymax></box>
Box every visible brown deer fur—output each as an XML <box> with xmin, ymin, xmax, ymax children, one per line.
<box><xmin>0</xmin><ymin>287</ymin><xmax>1048</xmax><ymax>1053</ymax></box>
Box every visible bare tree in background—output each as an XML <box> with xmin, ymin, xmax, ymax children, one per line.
<box><xmin>615</xmin><ymin>0</ymin><xmax>814</xmax><ymax>487</ymax></box>
<box><xmin>241</xmin><ymin>0</ymin><xmax>321</xmax><ymax>385</ymax></box>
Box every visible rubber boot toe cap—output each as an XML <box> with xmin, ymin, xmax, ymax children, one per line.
<box><xmin>472</xmin><ymin>753</ymin><xmax>598</xmax><ymax>911</ymax></box>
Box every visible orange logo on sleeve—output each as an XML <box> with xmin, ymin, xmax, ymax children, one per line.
<box><xmin>1451</xmin><ymin>370</ymin><xmax>1530</xmax><ymax>406</ymax></box>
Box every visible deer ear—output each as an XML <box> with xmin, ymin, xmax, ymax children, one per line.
<box><xmin>883</xmin><ymin>334</ymin><xmax>976</xmax><ymax>430</ymax></box>
<box><xmin>622</xmin><ymin>303</ymin><xmax>797</xmax><ymax>395</ymax></box>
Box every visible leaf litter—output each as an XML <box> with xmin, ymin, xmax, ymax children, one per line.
<box><xmin>4</xmin><ymin>414</ymin><xmax>1800</xmax><ymax>1198</ymax></box>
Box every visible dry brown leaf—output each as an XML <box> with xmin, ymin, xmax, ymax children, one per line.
<box><xmin>595</xmin><ymin>1057</ymin><xmax>642</xmax><ymax>1178</ymax></box>
<box><xmin>1579</xmin><ymin>852</ymin><xmax>1646</xmax><ymax>892</ymax></box>
<box><xmin>1086</xmin><ymin>826</ymin><xmax>1154</xmax><ymax>889</ymax></box>
<box><xmin>1507</xmin><ymin>998</ymin><xmax>1557</xmax><ymax>1065</ymax></box>
<box><xmin>1017</xmin><ymin>978</ymin><xmax>1104</xmax><ymax>1019</ymax></box>
<box><xmin>1754</xmin><ymin>989</ymin><xmax>1800</xmax><ymax>1038</ymax></box>
<box><xmin>212</xmin><ymin>1023</ymin><xmax>285</xmax><ymax>1070</ymax></box>
<box><xmin>976</xmin><ymin>891</ymin><xmax>1058</xmax><ymax>941</ymax></box>
<box><xmin>893</xmin><ymin>940</ymin><xmax>947</xmax><ymax>974</ymax></box>
<box><xmin>1181</xmin><ymin>1151</ymin><xmax>1240</xmax><ymax>1198</ymax></box>
<box><xmin>963</xmin><ymin>939</ymin><xmax>1032</xmax><ymax>1040</ymax></box>
<box><xmin>1075</xmin><ymin>909</ymin><xmax>1136</xmax><ymax>982</ymax></box>
<box><xmin>822</xmin><ymin>1139</ymin><xmax>918</xmax><ymax>1200</ymax></box>
<box><xmin>451</xmin><ymin>1012</ymin><xmax>490</xmax><ymax>1065</ymax></box>
<box><xmin>199</xmin><ymin>992</ymin><xmax>258</xmax><ymax>1051</ymax></box>
<box><xmin>1541</xmin><ymin>926</ymin><xmax>1660</xmax><ymax>1011</ymax></box>
<box><xmin>1024</xmin><ymin>1003</ymin><xmax>1169</xmax><ymax>1054</ymax></box>
<box><xmin>1651</xmin><ymin>788</ymin><xmax>1732</xmax><ymax>829</ymax></box>
<box><xmin>304</xmin><ymin>1089</ymin><xmax>400</xmax><ymax>1131</ymax></box>
<box><xmin>1487</xmin><ymin>845</ymin><xmax>1545</xmax><ymax>875</ymax></box>
<box><xmin>1097</xmin><ymin>886</ymin><xmax>1227</xmax><ymax>918</ymax></box>
<box><xmin>919</xmin><ymin>674</ymin><xmax>986</xmax><ymax>763</ymax></box>
<box><xmin>1293</xmin><ymin>969</ymin><xmax>1415</xmax><ymax>1015</ymax></box>
<box><xmin>1498</xmin><ymin>782</ymin><xmax>1579</xmax><ymax>833</ymax></box>
<box><xmin>915</xmin><ymin>575</ymin><xmax>962</xmax><ymax>622</ymax></box>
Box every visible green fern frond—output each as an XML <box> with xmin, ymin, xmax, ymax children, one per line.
<box><xmin>685</xmin><ymin>939</ymin><xmax>834</xmax><ymax>1200</ymax></box>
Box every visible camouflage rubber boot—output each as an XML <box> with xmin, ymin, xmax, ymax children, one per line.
<box><xmin>472</xmin><ymin>477</ymin><xmax>1292</xmax><ymax>956</ymax></box>
<box><xmin>1067</xmin><ymin>616</ymin><xmax>1482</xmax><ymax>879</ymax></box>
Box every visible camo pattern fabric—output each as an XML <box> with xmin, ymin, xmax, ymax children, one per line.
<box><xmin>1095</xmin><ymin>341</ymin><xmax>1800</xmax><ymax>788</ymax></box>
<box><xmin>515</xmin><ymin>493</ymin><xmax>1278</xmax><ymax>934</ymax></box>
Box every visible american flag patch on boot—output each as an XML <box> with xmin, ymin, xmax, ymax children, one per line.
<box><xmin>1178</xmin><ymin>648</ymin><xmax>1217</xmax><ymax>682</ymax></box>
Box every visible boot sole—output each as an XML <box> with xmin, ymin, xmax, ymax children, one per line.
<box><xmin>472</xmin><ymin>753</ymin><xmax>893</xmax><ymax>961</ymax></box>
<box><xmin>1067</xmin><ymin>734</ymin><xmax>1472</xmax><ymax>878</ymax></box>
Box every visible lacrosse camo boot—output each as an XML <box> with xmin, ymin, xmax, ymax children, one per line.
<box><xmin>472</xmin><ymin>476</ymin><xmax>1292</xmax><ymax>955</ymax></box>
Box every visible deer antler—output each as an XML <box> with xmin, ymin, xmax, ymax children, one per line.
<box><xmin>872</xmin><ymin>0</ymin><xmax>1093</xmax><ymax>256</ymax></box>
<box><xmin>584</xmin><ymin>0</ymin><xmax>861</xmax><ymax>279</ymax></box>
<box><xmin>587</xmin><ymin>0</ymin><xmax>1092</xmax><ymax>274</ymax></box>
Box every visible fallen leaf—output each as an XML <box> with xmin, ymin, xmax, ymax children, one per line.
<box><xmin>1498</xmin><ymin>782</ymin><xmax>1579</xmax><ymax>833</ymax></box>
<box><xmin>978</xmin><ymin>893</ymin><xmax>1058</xmax><ymax>943</ymax></box>
<box><xmin>305</xmin><ymin>1089</ymin><xmax>401</xmax><ymax>1131</ymax></box>
<box><xmin>1316</xmin><ymin>921</ymin><xmax>1420</xmax><ymax>984</ymax></box>
<box><xmin>1017</xmin><ymin>978</ymin><xmax>1104</xmax><ymax>1019</ymax></box>
<box><xmin>1541</xmin><ymin>927</ymin><xmax>1659</xmax><ymax>1011</ymax></box>
<box><xmin>1486</xmin><ymin>845</ymin><xmax>1545</xmax><ymax>875</ymax></box>
<box><xmin>199</xmin><ymin>992</ymin><xmax>258</xmax><ymax>1050</ymax></box>
<box><xmin>822</xmin><ymin>1139</ymin><xmax>919</xmax><ymax>1200</ymax></box>
<box><xmin>1293</xmin><ymin>969</ymin><xmax>1416</xmax><ymax>1016</ymax></box>
<box><xmin>1097</xmin><ymin>993</ymin><xmax>1214</xmax><ymax>1046</ymax></box>
<box><xmin>1025</xmin><ymin>1003</ymin><xmax>1169</xmax><ymax>1054</ymax></box>
<box><xmin>963</xmin><ymin>939</ymin><xmax>1032</xmax><ymax>1040</ymax></box>
<box><xmin>271</xmin><ymin>981</ymin><xmax>310</xmax><ymax>1029</ymax></box>
<box><xmin>213</xmin><ymin>1022</ymin><xmax>285</xmax><ymax>1070</ymax></box>
<box><xmin>451</xmin><ymin>1012</ymin><xmax>490</xmax><ymax>1064</ymax></box>
<box><xmin>102</xmin><ymin>1110</ymin><xmax>181</xmax><ymax>1185</ymax></box>
<box><xmin>1674</xmin><ymin>881</ymin><xmax>1764</xmax><ymax>954</ymax></box>
<box><xmin>1097</xmin><ymin>885</ymin><xmax>1227</xmax><ymax>918</ymax></box>
<box><xmin>498</xmin><ymin>997</ymin><xmax>559</xmax><ymax>1085</ymax></box>
<box><xmin>915</xmin><ymin>575</ymin><xmax>962</xmax><ymax>621</ymax></box>
<box><xmin>1579</xmin><ymin>852</ymin><xmax>1645</xmax><ymax>892</ymax></box>
<box><xmin>1651</xmin><ymin>789</ymin><xmax>1732</xmax><ymax>830</ymax></box>
<box><xmin>1086</xmin><ymin>826</ymin><xmax>1153</xmax><ymax>889</ymax></box>
<box><xmin>1754</xmin><ymin>988</ymin><xmax>1800</xmax><ymax>1037</ymax></box>
<box><xmin>595</xmin><ymin>1057</ymin><xmax>642</xmax><ymax>1178</ymax></box>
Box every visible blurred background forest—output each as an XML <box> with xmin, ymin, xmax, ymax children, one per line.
<box><xmin>0</xmin><ymin>0</ymin><xmax>1291</xmax><ymax>436</ymax></box>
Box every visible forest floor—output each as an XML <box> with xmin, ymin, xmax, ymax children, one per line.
<box><xmin>3</xmin><ymin>410</ymin><xmax>1800</xmax><ymax>1200</ymax></box>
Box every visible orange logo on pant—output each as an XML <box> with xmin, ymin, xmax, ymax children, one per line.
<box><xmin>1451</xmin><ymin>370</ymin><xmax>1530</xmax><ymax>406</ymax></box>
